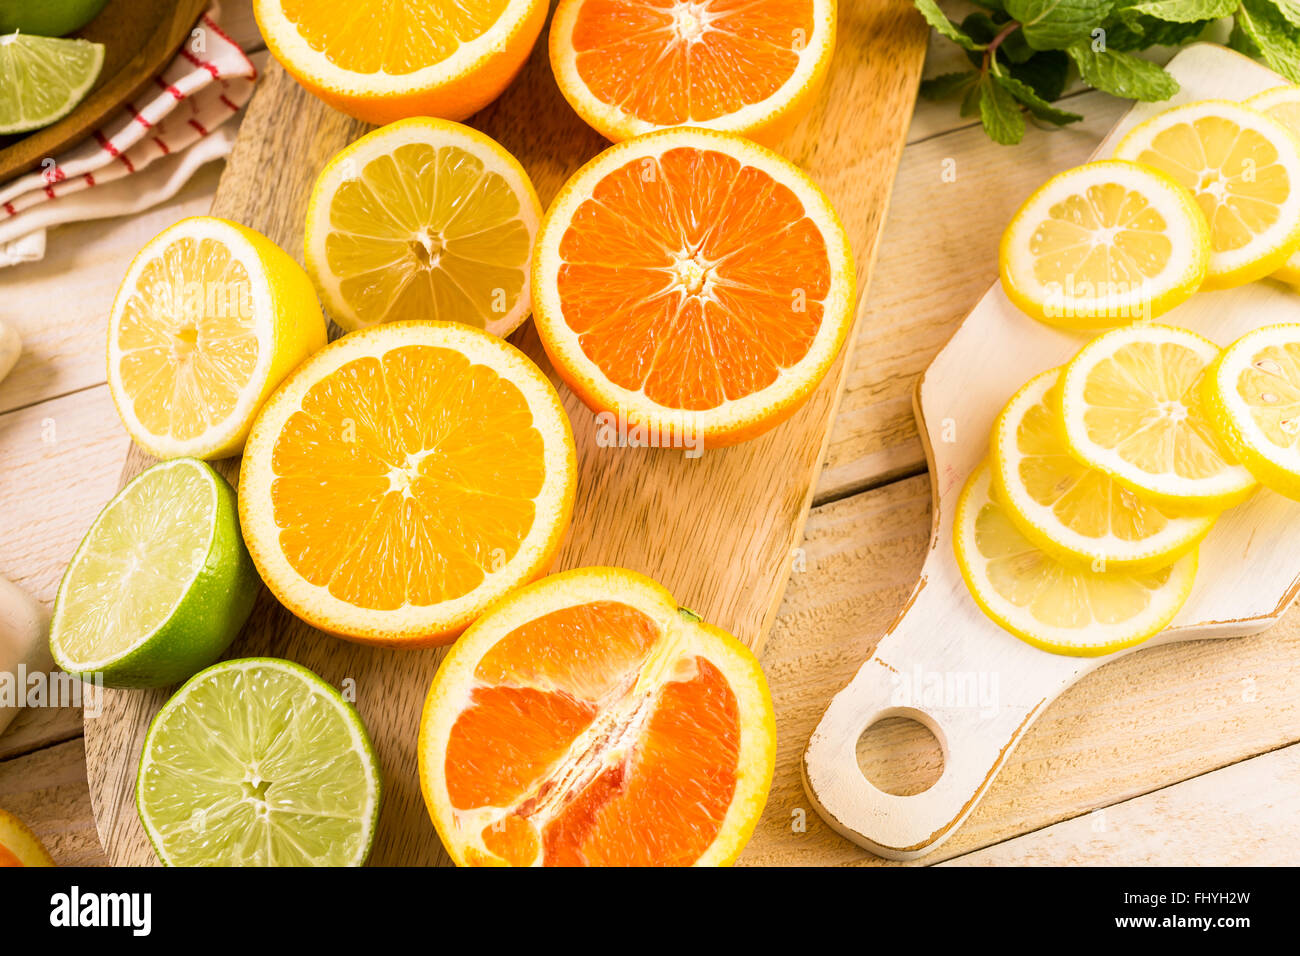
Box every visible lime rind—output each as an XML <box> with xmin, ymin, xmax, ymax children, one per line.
<box><xmin>0</xmin><ymin>33</ymin><xmax>105</xmax><ymax>135</ymax></box>
<box><xmin>136</xmin><ymin>657</ymin><xmax>382</xmax><ymax>867</ymax></box>
<box><xmin>48</xmin><ymin>458</ymin><xmax>258</xmax><ymax>687</ymax></box>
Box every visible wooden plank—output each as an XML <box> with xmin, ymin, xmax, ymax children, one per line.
<box><xmin>0</xmin><ymin>739</ymin><xmax>109</xmax><ymax>866</ymax></box>
<box><xmin>219</xmin><ymin>0</ymin><xmax>264</xmax><ymax>53</ymax></box>
<box><xmin>737</xmin><ymin>474</ymin><xmax>1300</xmax><ymax>865</ymax></box>
<box><xmin>85</xmin><ymin>1</ymin><xmax>931</xmax><ymax>867</ymax></box>
<box><xmin>942</xmin><ymin>744</ymin><xmax>1300</xmax><ymax>866</ymax></box>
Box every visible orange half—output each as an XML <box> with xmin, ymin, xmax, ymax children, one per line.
<box><xmin>550</xmin><ymin>0</ymin><xmax>836</xmax><ymax>143</ymax></box>
<box><xmin>238</xmin><ymin>321</ymin><xmax>577</xmax><ymax>646</ymax></box>
<box><xmin>419</xmin><ymin>566</ymin><xmax>776</xmax><ymax>866</ymax></box>
<box><xmin>253</xmin><ymin>0</ymin><xmax>548</xmax><ymax>123</ymax></box>
<box><xmin>0</xmin><ymin>809</ymin><xmax>55</xmax><ymax>866</ymax></box>
<box><xmin>532</xmin><ymin>127</ymin><xmax>856</xmax><ymax>449</ymax></box>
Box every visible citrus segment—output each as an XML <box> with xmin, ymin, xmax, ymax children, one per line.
<box><xmin>305</xmin><ymin>118</ymin><xmax>541</xmax><ymax>336</ymax></box>
<box><xmin>1059</xmin><ymin>323</ymin><xmax>1256</xmax><ymax>511</ymax></box>
<box><xmin>1113</xmin><ymin>100</ymin><xmax>1300</xmax><ymax>289</ymax></box>
<box><xmin>1246</xmin><ymin>85</ymin><xmax>1300</xmax><ymax>285</ymax></box>
<box><xmin>0</xmin><ymin>809</ymin><xmax>55</xmax><ymax>867</ymax></box>
<box><xmin>1204</xmin><ymin>322</ymin><xmax>1300</xmax><ymax>501</ymax></box>
<box><xmin>107</xmin><ymin>217</ymin><xmax>327</xmax><ymax>461</ymax></box>
<box><xmin>419</xmin><ymin>567</ymin><xmax>776</xmax><ymax>866</ymax></box>
<box><xmin>136</xmin><ymin>658</ymin><xmax>382</xmax><ymax>866</ymax></box>
<box><xmin>990</xmin><ymin>368</ymin><xmax>1215</xmax><ymax>571</ymax></box>
<box><xmin>253</xmin><ymin>0</ymin><xmax>547</xmax><ymax>123</ymax></box>
<box><xmin>954</xmin><ymin>461</ymin><xmax>1198</xmax><ymax>657</ymax></box>
<box><xmin>549</xmin><ymin>0</ymin><xmax>835</xmax><ymax>143</ymax></box>
<box><xmin>533</xmin><ymin>127</ymin><xmax>855</xmax><ymax>447</ymax></box>
<box><xmin>238</xmin><ymin>321</ymin><xmax>576</xmax><ymax>646</ymax></box>
<box><xmin>0</xmin><ymin>33</ymin><xmax>104</xmax><ymax>135</ymax></box>
<box><xmin>49</xmin><ymin>459</ymin><xmax>258</xmax><ymax>688</ymax></box>
<box><xmin>998</xmin><ymin>160</ymin><xmax>1210</xmax><ymax>328</ymax></box>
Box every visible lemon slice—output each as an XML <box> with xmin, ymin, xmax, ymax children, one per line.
<box><xmin>1059</xmin><ymin>323</ymin><xmax>1256</xmax><ymax>511</ymax></box>
<box><xmin>954</xmin><ymin>460</ymin><xmax>1198</xmax><ymax>656</ymax></box>
<box><xmin>991</xmin><ymin>368</ymin><xmax>1215</xmax><ymax>571</ymax></box>
<box><xmin>998</xmin><ymin>159</ymin><xmax>1210</xmax><ymax>328</ymax></box>
<box><xmin>1113</xmin><ymin>100</ymin><xmax>1300</xmax><ymax>289</ymax></box>
<box><xmin>305</xmin><ymin>117</ymin><xmax>542</xmax><ymax>337</ymax></box>
<box><xmin>107</xmin><ymin>217</ymin><xmax>328</xmax><ymax>460</ymax></box>
<box><xmin>1203</xmin><ymin>322</ymin><xmax>1300</xmax><ymax>501</ymax></box>
<box><xmin>1246</xmin><ymin>86</ymin><xmax>1300</xmax><ymax>285</ymax></box>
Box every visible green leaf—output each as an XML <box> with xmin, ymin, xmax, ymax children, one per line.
<box><xmin>1120</xmin><ymin>0</ymin><xmax>1236</xmax><ymax>21</ymax></box>
<box><xmin>1102</xmin><ymin>12</ymin><xmax>1215</xmax><ymax>50</ymax></box>
<box><xmin>914</xmin><ymin>0</ymin><xmax>986</xmax><ymax>51</ymax></box>
<box><xmin>961</xmin><ymin>76</ymin><xmax>985</xmax><ymax>116</ymax></box>
<box><xmin>920</xmin><ymin>70</ymin><xmax>980</xmax><ymax>99</ymax></box>
<box><xmin>1270</xmin><ymin>0</ymin><xmax>1300</xmax><ymax>28</ymax></box>
<box><xmin>1068</xmin><ymin>42</ymin><xmax>1180</xmax><ymax>99</ymax></box>
<box><xmin>994</xmin><ymin>72</ymin><xmax>1085</xmax><ymax>123</ymax></box>
<box><xmin>979</xmin><ymin>72</ymin><xmax>1027</xmax><ymax>143</ymax></box>
<box><xmin>1009</xmin><ymin>48</ymin><xmax>1071</xmax><ymax>99</ymax></box>
<box><xmin>1238</xmin><ymin>0</ymin><xmax>1300</xmax><ymax>82</ymax></box>
<box><xmin>1005</xmin><ymin>0</ymin><xmax>1114</xmax><ymax>50</ymax></box>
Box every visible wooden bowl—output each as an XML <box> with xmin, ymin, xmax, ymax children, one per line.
<box><xmin>0</xmin><ymin>0</ymin><xmax>209</xmax><ymax>181</ymax></box>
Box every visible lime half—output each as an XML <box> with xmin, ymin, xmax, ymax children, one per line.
<box><xmin>136</xmin><ymin>658</ymin><xmax>382</xmax><ymax>867</ymax></box>
<box><xmin>49</xmin><ymin>458</ymin><xmax>258</xmax><ymax>688</ymax></box>
<box><xmin>0</xmin><ymin>32</ymin><xmax>104</xmax><ymax>134</ymax></box>
<box><xmin>0</xmin><ymin>0</ymin><xmax>112</xmax><ymax>37</ymax></box>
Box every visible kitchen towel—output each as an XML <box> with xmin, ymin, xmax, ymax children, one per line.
<box><xmin>0</xmin><ymin>3</ymin><xmax>257</xmax><ymax>267</ymax></box>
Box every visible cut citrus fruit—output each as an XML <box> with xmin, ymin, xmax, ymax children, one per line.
<box><xmin>991</xmin><ymin>368</ymin><xmax>1215</xmax><ymax>572</ymax></box>
<box><xmin>1113</xmin><ymin>100</ymin><xmax>1300</xmax><ymax>289</ymax></box>
<box><xmin>1059</xmin><ymin>323</ymin><xmax>1256</xmax><ymax>512</ymax></box>
<box><xmin>0</xmin><ymin>0</ymin><xmax>110</xmax><ymax>37</ymax></box>
<box><xmin>136</xmin><ymin>658</ymin><xmax>382</xmax><ymax>866</ymax></box>
<box><xmin>0</xmin><ymin>32</ymin><xmax>104</xmax><ymax>134</ymax></box>
<box><xmin>418</xmin><ymin>566</ymin><xmax>776</xmax><ymax>866</ymax></box>
<box><xmin>549</xmin><ymin>0</ymin><xmax>835</xmax><ymax>144</ymax></box>
<box><xmin>49</xmin><ymin>459</ymin><xmax>258</xmax><ymax>689</ymax></box>
<box><xmin>954</xmin><ymin>461</ymin><xmax>1197</xmax><ymax>657</ymax></box>
<box><xmin>252</xmin><ymin>0</ymin><xmax>547</xmax><ymax>124</ymax></box>
<box><xmin>532</xmin><ymin>126</ymin><xmax>855</xmax><ymax>448</ymax></box>
<box><xmin>107</xmin><ymin>217</ymin><xmax>327</xmax><ymax>461</ymax></box>
<box><xmin>997</xmin><ymin>159</ymin><xmax>1210</xmax><ymax>329</ymax></box>
<box><xmin>1246</xmin><ymin>85</ymin><xmax>1300</xmax><ymax>285</ymax></box>
<box><xmin>238</xmin><ymin>321</ymin><xmax>577</xmax><ymax>646</ymax></box>
<box><xmin>305</xmin><ymin>118</ymin><xmax>542</xmax><ymax>337</ymax></box>
<box><xmin>0</xmin><ymin>808</ymin><xmax>55</xmax><ymax>867</ymax></box>
<box><xmin>1203</xmin><ymin>322</ymin><xmax>1300</xmax><ymax>501</ymax></box>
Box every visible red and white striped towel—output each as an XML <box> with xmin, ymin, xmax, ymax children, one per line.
<box><xmin>0</xmin><ymin>3</ymin><xmax>257</xmax><ymax>265</ymax></box>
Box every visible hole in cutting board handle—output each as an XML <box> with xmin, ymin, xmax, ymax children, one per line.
<box><xmin>856</xmin><ymin>707</ymin><xmax>946</xmax><ymax>796</ymax></box>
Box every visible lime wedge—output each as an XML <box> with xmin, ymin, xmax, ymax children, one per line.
<box><xmin>0</xmin><ymin>32</ymin><xmax>104</xmax><ymax>134</ymax></box>
<box><xmin>136</xmin><ymin>658</ymin><xmax>383</xmax><ymax>867</ymax></box>
<box><xmin>49</xmin><ymin>458</ymin><xmax>258</xmax><ymax>689</ymax></box>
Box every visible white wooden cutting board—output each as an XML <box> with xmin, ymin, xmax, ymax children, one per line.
<box><xmin>804</xmin><ymin>43</ymin><xmax>1300</xmax><ymax>860</ymax></box>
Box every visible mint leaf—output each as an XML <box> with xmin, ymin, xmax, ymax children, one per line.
<box><xmin>914</xmin><ymin>0</ymin><xmax>986</xmax><ymax>51</ymax></box>
<box><xmin>920</xmin><ymin>70</ymin><xmax>980</xmax><ymax>99</ymax></box>
<box><xmin>1103</xmin><ymin>12</ymin><xmax>1214</xmax><ymax>49</ymax></box>
<box><xmin>979</xmin><ymin>73</ymin><xmax>1026</xmax><ymax>143</ymax></box>
<box><xmin>1270</xmin><ymin>0</ymin><xmax>1300</xmax><ymax>28</ymax></box>
<box><xmin>1122</xmin><ymin>0</ymin><xmax>1236</xmax><ymax>21</ymax></box>
<box><xmin>1068</xmin><ymin>42</ymin><xmax>1180</xmax><ymax>99</ymax></box>
<box><xmin>1006</xmin><ymin>0</ymin><xmax>1114</xmax><ymax>50</ymax></box>
<box><xmin>994</xmin><ymin>72</ymin><xmax>1085</xmax><ymax>124</ymax></box>
<box><xmin>1009</xmin><ymin>48</ymin><xmax>1071</xmax><ymax>100</ymax></box>
<box><xmin>1238</xmin><ymin>0</ymin><xmax>1300</xmax><ymax>82</ymax></box>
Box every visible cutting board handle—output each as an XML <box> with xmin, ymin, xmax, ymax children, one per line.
<box><xmin>802</xmin><ymin>571</ymin><xmax>1058</xmax><ymax>860</ymax></box>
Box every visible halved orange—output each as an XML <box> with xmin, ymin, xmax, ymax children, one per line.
<box><xmin>418</xmin><ymin>566</ymin><xmax>776</xmax><ymax>866</ymax></box>
<box><xmin>252</xmin><ymin>0</ymin><xmax>548</xmax><ymax>124</ymax></box>
<box><xmin>238</xmin><ymin>321</ymin><xmax>577</xmax><ymax>646</ymax></box>
<box><xmin>0</xmin><ymin>808</ymin><xmax>54</xmax><ymax>866</ymax></box>
<box><xmin>549</xmin><ymin>0</ymin><xmax>836</xmax><ymax>144</ymax></box>
<box><xmin>532</xmin><ymin>127</ymin><xmax>856</xmax><ymax>449</ymax></box>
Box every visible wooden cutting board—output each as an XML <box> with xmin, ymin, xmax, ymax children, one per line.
<box><xmin>804</xmin><ymin>43</ymin><xmax>1300</xmax><ymax>861</ymax></box>
<box><xmin>86</xmin><ymin>0</ymin><xmax>929</xmax><ymax>865</ymax></box>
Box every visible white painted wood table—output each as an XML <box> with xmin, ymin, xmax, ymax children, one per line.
<box><xmin>1</xmin><ymin>0</ymin><xmax>1297</xmax><ymax>866</ymax></box>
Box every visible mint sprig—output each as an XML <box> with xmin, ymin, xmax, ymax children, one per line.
<box><xmin>917</xmin><ymin>0</ymin><xmax>1300</xmax><ymax>144</ymax></box>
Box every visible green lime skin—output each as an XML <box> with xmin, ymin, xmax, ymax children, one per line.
<box><xmin>50</xmin><ymin>460</ymin><xmax>260</xmax><ymax>689</ymax></box>
<box><xmin>0</xmin><ymin>0</ymin><xmax>111</xmax><ymax>36</ymax></box>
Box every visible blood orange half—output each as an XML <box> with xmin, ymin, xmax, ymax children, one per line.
<box><xmin>549</xmin><ymin>0</ymin><xmax>836</xmax><ymax>144</ymax></box>
<box><xmin>532</xmin><ymin>127</ymin><xmax>856</xmax><ymax>449</ymax></box>
<box><xmin>418</xmin><ymin>566</ymin><xmax>777</xmax><ymax>866</ymax></box>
